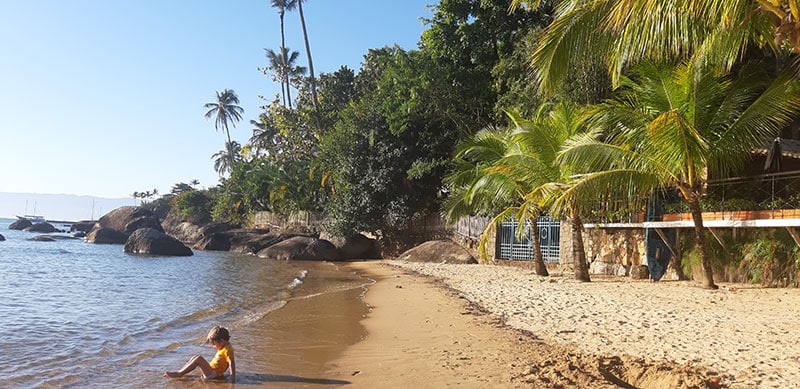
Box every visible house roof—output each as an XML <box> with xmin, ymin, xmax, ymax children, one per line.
<box><xmin>754</xmin><ymin>137</ymin><xmax>800</xmax><ymax>159</ymax></box>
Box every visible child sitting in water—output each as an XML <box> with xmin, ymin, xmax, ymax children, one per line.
<box><xmin>164</xmin><ymin>325</ymin><xmax>236</xmax><ymax>381</ymax></box>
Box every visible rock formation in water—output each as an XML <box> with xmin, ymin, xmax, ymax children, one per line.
<box><xmin>124</xmin><ymin>227</ymin><xmax>193</xmax><ymax>256</ymax></box>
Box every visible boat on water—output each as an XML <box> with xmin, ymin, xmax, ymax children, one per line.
<box><xmin>17</xmin><ymin>214</ymin><xmax>46</xmax><ymax>223</ymax></box>
<box><xmin>18</xmin><ymin>201</ymin><xmax>46</xmax><ymax>223</ymax></box>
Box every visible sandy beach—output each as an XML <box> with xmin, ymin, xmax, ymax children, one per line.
<box><xmin>327</xmin><ymin>261</ymin><xmax>800</xmax><ymax>388</ymax></box>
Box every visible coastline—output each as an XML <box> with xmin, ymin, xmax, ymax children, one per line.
<box><xmin>328</xmin><ymin>260</ymin><xmax>799</xmax><ymax>388</ymax></box>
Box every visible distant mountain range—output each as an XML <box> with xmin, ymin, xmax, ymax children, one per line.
<box><xmin>0</xmin><ymin>192</ymin><xmax>134</xmax><ymax>222</ymax></box>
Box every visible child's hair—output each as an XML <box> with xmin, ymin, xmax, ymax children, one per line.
<box><xmin>207</xmin><ymin>325</ymin><xmax>230</xmax><ymax>343</ymax></box>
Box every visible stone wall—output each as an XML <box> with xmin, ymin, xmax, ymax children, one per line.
<box><xmin>558</xmin><ymin>219</ymin><xmax>646</xmax><ymax>276</ymax></box>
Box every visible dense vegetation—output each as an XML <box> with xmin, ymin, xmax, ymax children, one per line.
<box><xmin>173</xmin><ymin>0</ymin><xmax>800</xmax><ymax>286</ymax></box>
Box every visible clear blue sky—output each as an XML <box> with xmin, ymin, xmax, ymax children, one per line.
<box><xmin>0</xmin><ymin>0</ymin><xmax>434</xmax><ymax>199</ymax></box>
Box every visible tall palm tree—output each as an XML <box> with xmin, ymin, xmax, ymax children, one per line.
<box><xmin>204</xmin><ymin>89</ymin><xmax>244</xmax><ymax>168</ymax></box>
<box><xmin>286</xmin><ymin>0</ymin><xmax>318</xmax><ymax>110</ymax></box>
<box><xmin>264</xmin><ymin>47</ymin><xmax>306</xmax><ymax>108</ymax></box>
<box><xmin>558</xmin><ymin>61</ymin><xmax>800</xmax><ymax>288</ymax></box>
<box><xmin>444</xmin><ymin>125</ymin><xmax>550</xmax><ymax>276</ymax></box>
<box><xmin>270</xmin><ymin>0</ymin><xmax>298</xmax><ymax>106</ymax></box>
<box><xmin>513</xmin><ymin>0</ymin><xmax>800</xmax><ymax>93</ymax></box>
<box><xmin>212</xmin><ymin>140</ymin><xmax>242</xmax><ymax>176</ymax></box>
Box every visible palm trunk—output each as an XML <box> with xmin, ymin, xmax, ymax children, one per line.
<box><xmin>224</xmin><ymin>129</ymin><xmax>235</xmax><ymax>171</ymax></box>
<box><xmin>297</xmin><ymin>0</ymin><xmax>318</xmax><ymax>110</ymax></box>
<box><xmin>279</xmin><ymin>11</ymin><xmax>289</xmax><ymax>108</ymax></box>
<box><xmin>571</xmin><ymin>211</ymin><xmax>590</xmax><ymax>282</ymax></box>
<box><xmin>529</xmin><ymin>217</ymin><xmax>549</xmax><ymax>276</ymax></box>
<box><xmin>688</xmin><ymin>197</ymin><xmax>717</xmax><ymax>289</ymax></box>
<box><xmin>670</xmin><ymin>230</ymin><xmax>688</xmax><ymax>280</ymax></box>
<box><xmin>286</xmin><ymin>78</ymin><xmax>293</xmax><ymax>109</ymax></box>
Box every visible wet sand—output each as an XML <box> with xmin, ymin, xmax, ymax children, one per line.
<box><xmin>164</xmin><ymin>266</ymin><xmax>371</xmax><ymax>388</ymax></box>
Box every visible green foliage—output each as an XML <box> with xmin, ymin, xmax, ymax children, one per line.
<box><xmin>214</xmin><ymin>158</ymin><xmax>328</xmax><ymax>225</ymax></box>
<box><xmin>141</xmin><ymin>195</ymin><xmax>172</xmax><ymax>219</ymax></box>
<box><xmin>679</xmin><ymin>229</ymin><xmax>800</xmax><ymax>286</ymax></box>
<box><xmin>739</xmin><ymin>231</ymin><xmax>800</xmax><ymax>287</ymax></box>
<box><xmin>174</xmin><ymin>190</ymin><xmax>214</xmax><ymax>224</ymax></box>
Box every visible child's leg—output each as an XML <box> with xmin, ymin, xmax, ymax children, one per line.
<box><xmin>164</xmin><ymin>355</ymin><xmax>217</xmax><ymax>378</ymax></box>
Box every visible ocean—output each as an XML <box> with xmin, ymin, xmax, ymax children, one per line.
<box><xmin>0</xmin><ymin>218</ymin><xmax>372</xmax><ymax>388</ymax></box>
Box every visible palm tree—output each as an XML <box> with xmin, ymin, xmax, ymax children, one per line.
<box><xmin>516</xmin><ymin>101</ymin><xmax>593</xmax><ymax>281</ymax></box>
<box><xmin>558</xmin><ymin>61</ymin><xmax>800</xmax><ymax>288</ymax></box>
<box><xmin>512</xmin><ymin>0</ymin><xmax>800</xmax><ymax>92</ymax></box>
<box><xmin>444</xmin><ymin>125</ymin><xmax>550</xmax><ymax>276</ymax></box>
<box><xmin>270</xmin><ymin>0</ymin><xmax>297</xmax><ymax>105</ymax></box>
<box><xmin>286</xmin><ymin>0</ymin><xmax>318</xmax><ymax>110</ymax></box>
<box><xmin>263</xmin><ymin>47</ymin><xmax>307</xmax><ymax>108</ymax></box>
<box><xmin>204</xmin><ymin>89</ymin><xmax>244</xmax><ymax>168</ymax></box>
<box><xmin>249</xmin><ymin>114</ymin><xmax>279</xmax><ymax>157</ymax></box>
<box><xmin>213</xmin><ymin>140</ymin><xmax>242</xmax><ymax>176</ymax></box>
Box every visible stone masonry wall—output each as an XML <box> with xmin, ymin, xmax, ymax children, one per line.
<box><xmin>558</xmin><ymin>219</ymin><xmax>646</xmax><ymax>276</ymax></box>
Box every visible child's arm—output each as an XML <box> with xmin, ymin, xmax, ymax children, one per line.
<box><xmin>228</xmin><ymin>354</ymin><xmax>236</xmax><ymax>382</ymax></box>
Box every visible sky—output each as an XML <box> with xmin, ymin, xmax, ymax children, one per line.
<box><xmin>0</xmin><ymin>0</ymin><xmax>434</xmax><ymax>203</ymax></box>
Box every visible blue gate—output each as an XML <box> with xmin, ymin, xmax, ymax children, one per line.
<box><xmin>497</xmin><ymin>216</ymin><xmax>560</xmax><ymax>263</ymax></box>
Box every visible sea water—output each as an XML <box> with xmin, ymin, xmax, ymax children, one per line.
<box><xmin>0</xmin><ymin>218</ymin><xmax>371</xmax><ymax>388</ymax></box>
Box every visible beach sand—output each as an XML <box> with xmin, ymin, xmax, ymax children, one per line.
<box><xmin>327</xmin><ymin>261</ymin><xmax>800</xmax><ymax>388</ymax></box>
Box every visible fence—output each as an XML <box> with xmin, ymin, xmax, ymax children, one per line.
<box><xmin>496</xmin><ymin>216</ymin><xmax>561</xmax><ymax>263</ymax></box>
<box><xmin>452</xmin><ymin>215</ymin><xmax>491</xmax><ymax>240</ymax></box>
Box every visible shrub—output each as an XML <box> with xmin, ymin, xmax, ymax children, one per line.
<box><xmin>174</xmin><ymin>190</ymin><xmax>214</xmax><ymax>224</ymax></box>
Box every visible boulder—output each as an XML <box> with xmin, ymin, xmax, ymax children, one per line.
<box><xmin>193</xmin><ymin>229</ymin><xmax>287</xmax><ymax>252</ymax></box>
<box><xmin>0</xmin><ymin>234</ymin><xmax>5</xmax><ymax>241</ymax></box>
<box><xmin>256</xmin><ymin>236</ymin><xmax>341</xmax><ymax>261</ymax></box>
<box><xmin>193</xmin><ymin>233</ymin><xmax>232</xmax><ymax>251</ymax></box>
<box><xmin>70</xmin><ymin>221</ymin><xmax>97</xmax><ymax>233</ymax></box>
<box><xmin>24</xmin><ymin>222</ymin><xmax>59</xmax><ymax>233</ymax></box>
<box><xmin>335</xmin><ymin>233</ymin><xmax>380</xmax><ymax>260</ymax></box>
<box><xmin>230</xmin><ymin>231</ymin><xmax>299</xmax><ymax>254</ymax></box>
<box><xmin>92</xmin><ymin>206</ymin><xmax>163</xmax><ymax>236</ymax></box>
<box><xmin>124</xmin><ymin>228</ymin><xmax>193</xmax><ymax>256</ymax></box>
<box><xmin>164</xmin><ymin>217</ymin><xmax>235</xmax><ymax>245</ymax></box>
<box><xmin>85</xmin><ymin>227</ymin><xmax>129</xmax><ymax>244</ymax></box>
<box><xmin>161</xmin><ymin>208</ymin><xmax>228</xmax><ymax>243</ymax></box>
<box><xmin>397</xmin><ymin>240</ymin><xmax>478</xmax><ymax>264</ymax></box>
<box><xmin>9</xmin><ymin>218</ymin><xmax>33</xmax><ymax>230</ymax></box>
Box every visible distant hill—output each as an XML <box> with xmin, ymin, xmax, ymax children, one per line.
<box><xmin>0</xmin><ymin>192</ymin><xmax>134</xmax><ymax>222</ymax></box>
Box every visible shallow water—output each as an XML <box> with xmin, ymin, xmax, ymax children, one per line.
<box><xmin>0</xmin><ymin>218</ymin><xmax>371</xmax><ymax>388</ymax></box>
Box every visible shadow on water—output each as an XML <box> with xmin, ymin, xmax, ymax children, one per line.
<box><xmin>237</xmin><ymin>373</ymin><xmax>351</xmax><ymax>385</ymax></box>
<box><xmin>165</xmin><ymin>373</ymin><xmax>350</xmax><ymax>387</ymax></box>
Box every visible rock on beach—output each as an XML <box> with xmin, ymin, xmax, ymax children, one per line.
<box><xmin>397</xmin><ymin>240</ymin><xmax>477</xmax><ymax>264</ymax></box>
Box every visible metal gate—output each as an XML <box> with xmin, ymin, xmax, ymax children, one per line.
<box><xmin>497</xmin><ymin>216</ymin><xmax>560</xmax><ymax>263</ymax></box>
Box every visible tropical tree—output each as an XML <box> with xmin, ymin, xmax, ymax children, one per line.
<box><xmin>212</xmin><ymin>140</ymin><xmax>242</xmax><ymax>176</ymax></box>
<box><xmin>511</xmin><ymin>0</ymin><xmax>800</xmax><ymax>93</ymax></box>
<box><xmin>249</xmin><ymin>113</ymin><xmax>279</xmax><ymax>158</ymax></box>
<box><xmin>443</xmin><ymin>124</ymin><xmax>550</xmax><ymax>276</ymax></box>
<box><xmin>558</xmin><ymin>61</ymin><xmax>800</xmax><ymax>288</ymax></box>
<box><xmin>515</xmin><ymin>101</ymin><xmax>592</xmax><ymax>281</ymax></box>
<box><xmin>270</xmin><ymin>0</ymin><xmax>298</xmax><ymax>106</ymax></box>
<box><xmin>263</xmin><ymin>47</ymin><xmax>306</xmax><ymax>108</ymax></box>
<box><xmin>204</xmin><ymin>89</ymin><xmax>244</xmax><ymax>168</ymax></box>
<box><xmin>286</xmin><ymin>0</ymin><xmax>318</xmax><ymax>110</ymax></box>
